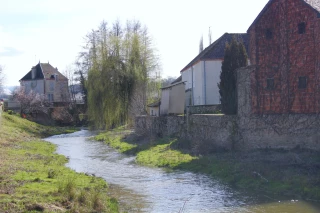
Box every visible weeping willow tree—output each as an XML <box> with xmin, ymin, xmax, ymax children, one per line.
<box><xmin>79</xmin><ymin>20</ymin><xmax>161</xmax><ymax>129</ymax></box>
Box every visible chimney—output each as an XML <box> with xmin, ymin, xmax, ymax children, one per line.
<box><xmin>31</xmin><ymin>67</ymin><xmax>36</xmax><ymax>79</ymax></box>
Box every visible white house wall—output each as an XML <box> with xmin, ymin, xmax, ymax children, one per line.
<box><xmin>204</xmin><ymin>60</ymin><xmax>222</xmax><ymax>105</ymax></box>
<box><xmin>21</xmin><ymin>80</ymin><xmax>45</xmax><ymax>95</ymax></box>
<box><xmin>193</xmin><ymin>62</ymin><xmax>203</xmax><ymax>105</ymax></box>
<box><xmin>168</xmin><ymin>83</ymin><xmax>185</xmax><ymax>114</ymax></box>
<box><xmin>182</xmin><ymin>68</ymin><xmax>192</xmax><ymax>91</ymax></box>
<box><xmin>45</xmin><ymin>79</ymin><xmax>69</xmax><ymax>102</ymax></box>
<box><xmin>181</xmin><ymin>60</ymin><xmax>222</xmax><ymax>106</ymax></box>
<box><xmin>160</xmin><ymin>89</ymin><xmax>170</xmax><ymax>115</ymax></box>
<box><xmin>149</xmin><ymin>106</ymin><xmax>159</xmax><ymax>116</ymax></box>
<box><xmin>182</xmin><ymin>67</ymin><xmax>192</xmax><ymax>106</ymax></box>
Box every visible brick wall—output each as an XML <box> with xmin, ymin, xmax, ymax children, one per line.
<box><xmin>248</xmin><ymin>0</ymin><xmax>320</xmax><ymax>114</ymax></box>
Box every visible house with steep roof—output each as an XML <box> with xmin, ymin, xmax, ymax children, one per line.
<box><xmin>248</xmin><ymin>0</ymin><xmax>320</xmax><ymax>114</ymax></box>
<box><xmin>20</xmin><ymin>62</ymin><xmax>69</xmax><ymax>104</ymax></box>
<box><xmin>181</xmin><ymin>33</ymin><xmax>248</xmax><ymax>106</ymax></box>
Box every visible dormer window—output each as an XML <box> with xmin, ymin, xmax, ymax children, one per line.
<box><xmin>298</xmin><ymin>22</ymin><xmax>306</xmax><ymax>34</ymax></box>
<box><xmin>265</xmin><ymin>28</ymin><xmax>273</xmax><ymax>39</ymax></box>
<box><xmin>50</xmin><ymin>75</ymin><xmax>55</xmax><ymax>79</ymax></box>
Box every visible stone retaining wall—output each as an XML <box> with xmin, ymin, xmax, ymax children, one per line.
<box><xmin>135</xmin><ymin>113</ymin><xmax>320</xmax><ymax>151</ymax></box>
<box><xmin>135</xmin><ymin>66</ymin><xmax>320</xmax><ymax>151</ymax></box>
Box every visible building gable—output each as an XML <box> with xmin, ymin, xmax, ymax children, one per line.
<box><xmin>180</xmin><ymin>33</ymin><xmax>248</xmax><ymax>73</ymax></box>
<box><xmin>248</xmin><ymin>0</ymin><xmax>320</xmax><ymax>31</ymax></box>
<box><xmin>248</xmin><ymin>0</ymin><xmax>320</xmax><ymax>114</ymax></box>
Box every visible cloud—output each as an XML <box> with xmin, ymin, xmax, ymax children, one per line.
<box><xmin>0</xmin><ymin>47</ymin><xmax>23</xmax><ymax>57</ymax></box>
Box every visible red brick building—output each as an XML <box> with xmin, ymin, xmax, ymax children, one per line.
<box><xmin>248</xmin><ymin>0</ymin><xmax>320</xmax><ymax>114</ymax></box>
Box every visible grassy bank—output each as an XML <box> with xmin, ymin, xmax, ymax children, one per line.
<box><xmin>95</xmin><ymin>129</ymin><xmax>320</xmax><ymax>202</ymax></box>
<box><xmin>0</xmin><ymin>112</ymin><xmax>119</xmax><ymax>213</ymax></box>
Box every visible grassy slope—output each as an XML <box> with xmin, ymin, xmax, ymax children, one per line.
<box><xmin>0</xmin><ymin>112</ymin><xmax>119</xmax><ymax>213</ymax></box>
<box><xmin>95</xmin><ymin>130</ymin><xmax>320</xmax><ymax>201</ymax></box>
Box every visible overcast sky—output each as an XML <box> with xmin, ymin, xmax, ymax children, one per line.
<box><xmin>0</xmin><ymin>0</ymin><xmax>269</xmax><ymax>86</ymax></box>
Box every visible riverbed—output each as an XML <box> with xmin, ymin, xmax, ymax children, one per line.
<box><xmin>45</xmin><ymin>130</ymin><xmax>320</xmax><ymax>213</ymax></box>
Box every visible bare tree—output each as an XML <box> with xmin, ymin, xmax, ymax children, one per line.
<box><xmin>63</xmin><ymin>65</ymin><xmax>76</xmax><ymax>103</ymax></box>
<box><xmin>13</xmin><ymin>89</ymin><xmax>51</xmax><ymax>116</ymax></box>
<box><xmin>162</xmin><ymin>76</ymin><xmax>177</xmax><ymax>87</ymax></box>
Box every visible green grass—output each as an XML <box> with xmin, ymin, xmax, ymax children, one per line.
<box><xmin>0</xmin><ymin>112</ymin><xmax>119</xmax><ymax>212</ymax></box>
<box><xmin>136</xmin><ymin>139</ymin><xmax>196</xmax><ymax>168</ymax></box>
<box><xmin>95</xmin><ymin>131</ymin><xmax>137</xmax><ymax>153</ymax></box>
<box><xmin>95</xmin><ymin>131</ymin><xmax>196</xmax><ymax>168</ymax></box>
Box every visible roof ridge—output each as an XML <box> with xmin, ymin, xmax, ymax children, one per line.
<box><xmin>180</xmin><ymin>33</ymin><xmax>228</xmax><ymax>72</ymax></box>
<box><xmin>180</xmin><ymin>33</ymin><xmax>248</xmax><ymax>73</ymax></box>
<box><xmin>39</xmin><ymin>62</ymin><xmax>45</xmax><ymax>78</ymax></box>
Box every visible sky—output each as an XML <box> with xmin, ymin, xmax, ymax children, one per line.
<box><xmin>0</xmin><ymin>0</ymin><xmax>269</xmax><ymax>86</ymax></box>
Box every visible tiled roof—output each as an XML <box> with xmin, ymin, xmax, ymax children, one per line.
<box><xmin>248</xmin><ymin>0</ymin><xmax>320</xmax><ymax>31</ymax></box>
<box><xmin>20</xmin><ymin>63</ymin><xmax>44</xmax><ymax>81</ymax></box>
<box><xmin>20</xmin><ymin>62</ymin><xmax>67</xmax><ymax>81</ymax></box>
<box><xmin>40</xmin><ymin>63</ymin><xmax>67</xmax><ymax>80</ymax></box>
<box><xmin>180</xmin><ymin>33</ymin><xmax>248</xmax><ymax>72</ymax></box>
<box><xmin>147</xmin><ymin>100</ymin><xmax>161</xmax><ymax>107</ymax></box>
<box><xmin>171</xmin><ymin>75</ymin><xmax>182</xmax><ymax>84</ymax></box>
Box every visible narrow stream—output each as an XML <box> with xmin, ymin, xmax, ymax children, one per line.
<box><xmin>45</xmin><ymin>130</ymin><xmax>320</xmax><ymax>213</ymax></box>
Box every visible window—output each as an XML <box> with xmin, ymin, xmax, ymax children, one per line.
<box><xmin>49</xmin><ymin>81</ymin><xmax>54</xmax><ymax>91</ymax></box>
<box><xmin>265</xmin><ymin>28</ymin><xmax>273</xmax><ymax>39</ymax></box>
<box><xmin>298</xmin><ymin>76</ymin><xmax>307</xmax><ymax>89</ymax></box>
<box><xmin>48</xmin><ymin>94</ymin><xmax>54</xmax><ymax>102</ymax></box>
<box><xmin>266</xmin><ymin>78</ymin><xmax>274</xmax><ymax>90</ymax></box>
<box><xmin>298</xmin><ymin>22</ymin><xmax>306</xmax><ymax>34</ymax></box>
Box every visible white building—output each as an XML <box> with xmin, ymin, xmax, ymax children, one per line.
<box><xmin>147</xmin><ymin>100</ymin><xmax>160</xmax><ymax>116</ymax></box>
<box><xmin>160</xmin><ymin>80</ymin><xmax>185</xmax><ymax>116</ymax></box>
<box><xmin>181</xmin><ymin>33</ymin><xmax>248</xmax><ymax>106</ymax></box>
<box><xmin>19</xmin><ymin>62</ymin><xmax>69</xmax><ymax>104</ymax></box>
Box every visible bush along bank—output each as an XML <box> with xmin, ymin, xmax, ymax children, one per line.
<box><xmin>0</xmin><ymin>112</ymin><xmax>119</xmax><ymax>213</ymax></box>
<box><xmin>94</xmin><ymin>129</ymin><xmax>320</xmax><ymax>202</ymax></box>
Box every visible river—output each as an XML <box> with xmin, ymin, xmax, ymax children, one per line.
<box><xmin>45</xmin><ymin>130</ymin><xmax>320</xmax><ymax>213</ymax></box>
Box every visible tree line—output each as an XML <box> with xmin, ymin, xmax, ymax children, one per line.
<box><xmin>76</xmin><ymin>20</ymin><xmax>161</xmax><ymax>129</ymax></box>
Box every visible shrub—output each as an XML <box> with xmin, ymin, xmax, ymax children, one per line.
<box><xmin>51</xmin><ymin>107</ymin><xmax>73</xmax><ymax>125</ymax></box>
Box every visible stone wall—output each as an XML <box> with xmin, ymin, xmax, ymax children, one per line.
<box><xmin>134</xmin><ymin>66</ymin><xmax>320</xmax><ymax>152</ymax></box>
<box><xmin>135</xmin><ymin>113</ymin><xmax>320</xmax><ymax>151</ymax></box>
<box><xmin>238</xmin><ymin>114</ymin><xmax>320</xmax><ymax>151</ymax></box>
<box><xmin>135</xmin><ymin>115</ymin><xmax>236</xmax><ymax>151</ymax></box>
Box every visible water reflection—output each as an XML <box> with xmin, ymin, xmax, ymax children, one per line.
<box><xmin>45</xmin><ymin>130</ymin><xmax>320</xmax><ymax>213</ymax></box>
